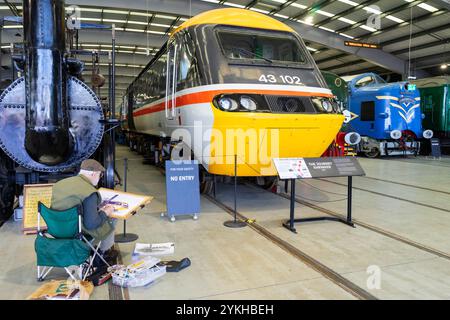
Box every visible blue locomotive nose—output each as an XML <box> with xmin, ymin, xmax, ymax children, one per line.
<box><xmin>342</xmin><ymin>73</ymin><xmax>425</xmax><ymax>156</ymax></box>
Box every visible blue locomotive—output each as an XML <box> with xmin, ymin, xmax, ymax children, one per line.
<box><xmin>342</xmin><ymin>73</ymin><xmax>433</xmax><ymax>157</ymax></box>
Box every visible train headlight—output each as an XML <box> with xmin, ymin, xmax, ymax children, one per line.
<box><xmin>240</xmin><ymin>96</ymin><xmax>257</xmax><ymax>111</ymax></box>
<box><xmin>218</xmin><ymin>97</ymin><xmax>238</xmax><ymax>111</ymax></box>
<box><xmin>343</xmin><ymin>110</ymin><xmax>352</xmax><ymax>124</ymax></box>
<box><xmin>344</xmin><ymin>132</ymin><xmax>361</xmax><ymax>145</ymax></box>
<box><xmin>423</xmin><ymin>129</ymin><xmax>433</xmax><ymax>139</ymax></box>
<box><xmin>390</xmin><ymin>130</ymin><xmax>402</xmax><ymax>140</ymax></box>
<box><xmin>322</xmin><ymin>100</ymin><xmax>333</xmax><ymax>112</ymax></box>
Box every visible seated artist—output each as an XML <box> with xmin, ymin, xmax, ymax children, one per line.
<box><xmin>51</xmin><ymin>159</ymin><xmax>118</xmax><ymax>264</ymax></box>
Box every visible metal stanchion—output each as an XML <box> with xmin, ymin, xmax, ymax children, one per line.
<box><xmin>115</xmin><ymin>158</ymin><xmax>139</xmax><ymax>243</ymax></box>
<box><xmin>224</xmin><ymin>155</ymin><xmax>246</xmax><ymax>228</ymax></box>
<box><xmin>347</xmin><ymin>176</ymin><xmax>352</xmax><ymax>223</ymax></box>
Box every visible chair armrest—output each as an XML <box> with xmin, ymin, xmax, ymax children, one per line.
<box><xmin>38</xmin><ymin>231</ymin><xmax>55</xmax><ymax>239</ymax></box>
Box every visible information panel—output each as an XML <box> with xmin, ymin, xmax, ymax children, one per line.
<box><xmin>165</xmin><ymin>160</ymin><xmax>200</xmax><ymax>216</ymax></box>
<box><xmin>273</xmin><ymin>157</ymin><xmax>365</xmax><ymax>179</ymax></box>
<box><xmin>23</xmin><ymin>184</ymin><xmax>53</xmax><ymax>235</ymax></box>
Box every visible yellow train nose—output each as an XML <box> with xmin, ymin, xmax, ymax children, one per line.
<box><xmin>207</xmin><ymin>113</ymin><xmax>344</xmax><ymax>176</ymax></box>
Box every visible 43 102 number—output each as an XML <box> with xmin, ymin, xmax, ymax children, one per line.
<box><xmin>259</xmin><ymin>74</ymin><xmax>302</xmax><ymax>85</ymax></box>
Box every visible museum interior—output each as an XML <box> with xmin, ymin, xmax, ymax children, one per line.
<box><xmin>0</xmin><ymin>0</ymin><xmax>449</xmax><ymax>302</ymax></box>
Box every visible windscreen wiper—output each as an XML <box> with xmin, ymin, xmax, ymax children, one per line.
<box><xmin>230</xmin><ymin>47</ymin><xmax>273</xmax><ymax>63</ymax></box>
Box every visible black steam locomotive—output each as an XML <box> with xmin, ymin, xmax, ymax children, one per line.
<box><xmin>0</xmin><ymin>0</ymin><xmax>113</xmax><ymax>222</ymax></box>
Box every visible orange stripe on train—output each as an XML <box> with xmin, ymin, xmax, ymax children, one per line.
<box><xmin>133</xmin><ymin>89</ymin><xmax>333</xmax><ymax>117</ymax></box>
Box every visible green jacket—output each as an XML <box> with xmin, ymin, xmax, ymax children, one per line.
<box><xmin>51</xmin><ymin>175</ymin><xmax>114</xmax><ymax>240</ymax></box>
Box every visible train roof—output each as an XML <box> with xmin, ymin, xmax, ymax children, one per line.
<box><xmin>411</xmin><ymin>76</ymin><xmax>450</xmax><ymax>88</ymax></box>
<box><xmin>172</xmin><ymin>8</ymin><xmax>295</xmax><ymax>36</ymax></box>
<box><xmin>125</xmin><ymin>9</ymin><xmax>297</xmax><ymax>95</ymax></box>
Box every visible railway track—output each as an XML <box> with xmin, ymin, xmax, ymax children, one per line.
<box><xmin>108</xmin><ymin>244</ymin><xmax>130</xmax><ymax>300</ymax></box>
<box><xmin>246</xmin><ymin>181</ymin><xmax>450</xmax><ymax>262</ymax></box>
<box><xmin>361</xmin><ymin>176</ymin><xmax>450</xmax><ymax>196</ymax></box>
<box><xmin>274</xmin><ymin>191</ymin><xmax>450</xmax><ymax>262</ymax></box>
<box><xmin>319</xmin><ymin>178</ymin><xmax>450</xmax><ymax>214</ymax></box>
<box><xmin>375</xmin><ymin>157</ymin><xmax>450</xmax><ymax>169</ymax></box>
<box><xmin>203</xmin><ymin>193</ymin><xmax>378</xmax><ymax>300</ymax></box>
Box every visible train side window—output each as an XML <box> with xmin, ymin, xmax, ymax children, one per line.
<box><xmin>179</xmin><ymin>50</ymin><xmax>191</xmax><ymax>82</ymax></box>
<box><xmin>355</xmin><ymin>75</ymin><xmax>375</xmax><ymax>88</ymax></box>
<box><xmin>153</xmin><ymin>56</ymin><xmax>166</xmax><ymax>101</ymax></box>
<box><xmin>360</xmin><ymin>101</ymin><xmax>375</xmax><ymax>121</ymax></box>
<box><xmin>156</xmin><ymin>53</ymin><xmax>167</xmax><ymax>100</ymax></box>
<box><xmin>176</xmin><ymin>34</ymin><xmax>199</xmax><ymax>91</ymax></box>
<box><xmin>126</xmin><ymin>48</ymin><xmax>168</xmax><ymax>108</ymax></box>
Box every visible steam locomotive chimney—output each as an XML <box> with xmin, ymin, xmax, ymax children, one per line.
<box><xmin>23</xmin><ymin>0</ymin><xmax>73</xmax><ymax>165</ymax></box>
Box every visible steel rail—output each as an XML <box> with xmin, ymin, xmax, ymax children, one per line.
<box><xmin>204</xmin><ymin>194</ymin><xmax>378</xmax><ymax>300</ymax></box>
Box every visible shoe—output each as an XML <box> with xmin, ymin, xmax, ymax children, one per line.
<box><xmin>104</xmin><ymin>248</ymin><xmax>119</xmax><ymax>265</ymax></box>
<box><xmin>159</xmin><ymin>257</ymin><xmax>191</xmax><ymax>272</ymax></box>
<box><xmin>92</xmin><ymin>250</ymin><xmax>106</xmax><ymax>268</ymax></box>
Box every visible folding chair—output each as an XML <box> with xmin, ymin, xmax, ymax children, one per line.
<box><xmin>35</xmin><ymin>202</ymin><xmax>110</xmax><ymax>282</ymax></box>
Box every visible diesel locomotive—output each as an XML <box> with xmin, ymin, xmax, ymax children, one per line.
<box><xmin>342</xmin><ymin>73</ymin><xmax>433</xmax><ymax>157</ymax></box>
<box><xmin>121</xmin><ymin>8</ymin><xmax>345</xmax><ymax>190</ymax></box>
<box><xmin>321</xmin><ymin>71</ymin><xmax>349</xmax><ymax>111</ymax></box>
<box><xmin>0</xmin><ymin>0</ymin><xmax>109</xmax><ymax>222</ymax></box>
<box><xmin>412</xmin><ymin>76</ymin><xmax>450</xmax><ymax>139</ymax></box>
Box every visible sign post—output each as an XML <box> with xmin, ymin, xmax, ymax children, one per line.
<box><xmin>165</xmin><ymin>160</ymin><xmax>200</xmax><ymax>222</ymax></box>
<box><xmin>115</xmin><ymin>158</ymin><xmax>138</xmax><ymax>243</ymax></box>
<box><xmin>273</xmin><ymin>157</ymin><xmax>365</xmax><ymax>233</ymax></box>
<box><xmin>430</xmin><ymin>138</ymin><xmax>441</xmax><ymax>158</ymax></box>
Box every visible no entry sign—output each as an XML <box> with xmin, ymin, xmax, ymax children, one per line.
<box><xmin>165</xmin><ymin>160</ymin><xmax>200</xmax><ymax>217</ymax></box>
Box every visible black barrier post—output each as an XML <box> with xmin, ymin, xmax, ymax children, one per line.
<box><xmin>234</xmin><ymin>155</ymin><xmax>237</xmax><ymax>214</ymax></box>
<box><xmin>213</xmin><ymin>174</ymin><xmax>217</xmax><ymax>199</ymax></box>
<box><xmin>224</xmin><ymin>155</ymin><xmax>246</xmax><ymax>228</ymax></box>
<box><xmin>347</xmin><ymin>176</ymin><xmax>352</xmax><ymax>223</ymax></box>
<box><xmin>289</xmin><ymin>179</ymin><xmax>296</xmax><ymax>232</ymax></box>
<box><xmin>281</xmin><ymin>179</ymin><xmax>297</xmax><ymax>233</ymax></box>
<box><xmin>115</xmin><ymin>158</ymin><xmax>139</xmax><ymax>243</ymax></box>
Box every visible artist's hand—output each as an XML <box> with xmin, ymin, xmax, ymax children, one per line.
<box><xmin>102</xmin><ymin>204</ymin><xmax>115</xmax><ymax>217</ymax></box>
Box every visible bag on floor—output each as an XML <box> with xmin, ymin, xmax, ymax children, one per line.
<box><xmin>86</xmin><ymin>265</ymin><xmax>112</xmax><ymax>286</ymax></box>
<box><xmin>27</xmin><ymin>280</ymin><xmax>94</xmax><ymax>300</ymax></box>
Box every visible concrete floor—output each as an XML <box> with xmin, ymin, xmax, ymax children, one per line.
<box><xmin>112</xmin><ymin>148</ymin><xmax>354</xmax><ymax>300</ymax></box>
<box><xmin>1</xmin><ymin>148</ymin><xmax>450</xmax><ymax>299</ymax></box>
